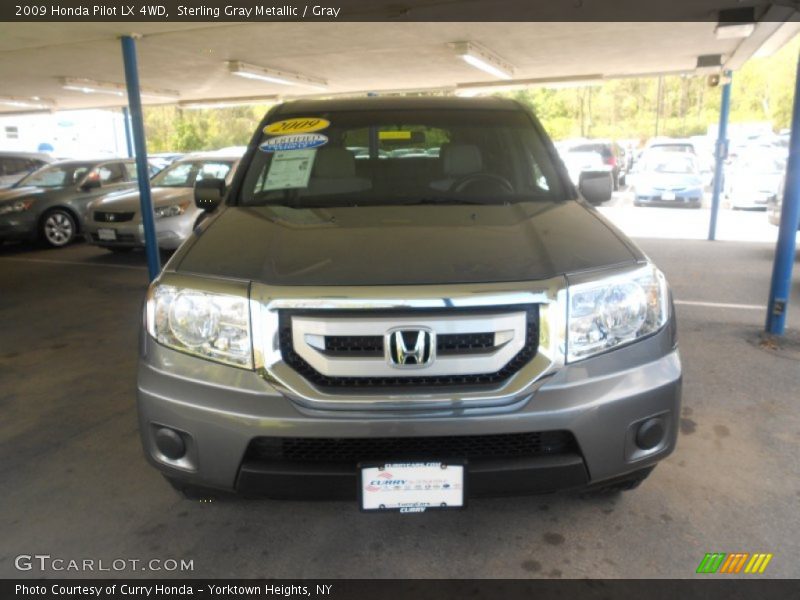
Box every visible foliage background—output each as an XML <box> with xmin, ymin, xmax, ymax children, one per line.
<box><xmin>143</xmin><ymin>36</ymin><xmax>798</xmax><ymax>152</ymax></box>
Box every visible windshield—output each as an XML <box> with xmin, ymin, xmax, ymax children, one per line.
<box><xmin>238</xmin><ymin>109</ymin><xmax>567</xmax><ymax>208</ymax></box>
<box><xmin>151</xmin><ymin>160</ymin><xmax>235</xmax><ymax>188</ymax></box>
<box><xmin>16</xmin><ymin>163</ymin><xmax>94</xmax><ymax>188</ymax></box>
<box><xmin>643</xmin><ymin>154</ymin><xmax>698</xmax><ymax>174</ymax></box>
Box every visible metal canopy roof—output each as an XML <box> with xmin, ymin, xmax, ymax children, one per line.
<box><xmin>0</xmin><ymin>5</ymin><xmax>798</xmax><ymax>114</ymax></box>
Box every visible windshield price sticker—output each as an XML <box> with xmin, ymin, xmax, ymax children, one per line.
<box><xmin>262</xmin><ymin>149</ymin><xmax>316</xmax><ymax>191</ymax></box>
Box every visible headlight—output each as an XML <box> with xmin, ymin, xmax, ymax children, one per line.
<box><xmin>567</xmin><ymin>265</ymin><xmax>669</xmax><ymax>362</ymax></box>
<box><xmin>153</xmin><ymin>202</ymin><xmax>189</xmax><ymax>219</ymax></box>
<box><xmin>0</xmin><ymin>199</ymin><xmax>34</xmax><ymax>215</ymax></box>
<box><xmin>146</xmin><ymin>283</ymin><xmax>253</xmax><ymax>368</ymax></box>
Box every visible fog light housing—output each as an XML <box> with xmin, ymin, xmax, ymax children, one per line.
<box><xmin>635</xmin><ymin>418</ymin><xmax>665</xmax><ymax>450</ymax></box>
<box><xmin>155</xmin><ymin>427</ymin><xmax>186</xmax><ymax>460</ymax></box>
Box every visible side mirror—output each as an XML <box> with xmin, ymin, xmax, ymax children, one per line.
<box><xmin>80</xmin><ymin>177</ymin><xmax>102</xmax><ymax>191</ymax></box>
<box><xmin>579</xmin><ymin>170</ymin><xmax>613</xmax><ymax>205</ymax></box>
<box><xmin>194</xmin><ymin>178</ymin><xmax>226</xmax><ymax>212</ymax></box>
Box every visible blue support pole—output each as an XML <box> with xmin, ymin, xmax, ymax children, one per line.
<box><xmin>765</xmin><ymin>51</ymin><xmax>800</xmax><ymax>335</ymax></box>
<box><xmin>121</xmin><ymin>35</ymin><xmax>161</xmax><ymax>281</ymax></box>
<box><xmin>121</xmin><ymin>106</ymin><xmax>133</xmax><ymax>158</ymax></box>
<box><xmin>708</xmin><ymin>71</ymin><xmax>732</xmax><ymax>241</ymax></box>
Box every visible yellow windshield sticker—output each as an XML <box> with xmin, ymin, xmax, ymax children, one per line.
<box><xmin>379</xmin><ymin>131</ymin><xmax>412</xmax><ymax>140</ymax></box>
<box><xmin>264</xmin><ymin>117</ymin><xmax>330</xmax><ymax>135</ymax></box>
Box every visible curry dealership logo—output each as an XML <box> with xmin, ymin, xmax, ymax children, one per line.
<box><xmin>696</xmin><ymin>552</ymin><xmax>774</xmax><ymax>574</ymax></box>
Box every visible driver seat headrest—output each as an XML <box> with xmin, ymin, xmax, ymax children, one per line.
<box><xmin>441</xmin><ymin>143</ymin><xmax>483</xmax><ymax>176</ymax></box>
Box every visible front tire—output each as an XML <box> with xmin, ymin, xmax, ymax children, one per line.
<box><xmin>40</xmin><ymin>209</ymin><xmax>77</xmax><ymax>248</ymax></box>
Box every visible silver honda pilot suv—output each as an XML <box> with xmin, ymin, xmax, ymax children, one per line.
<box><xmin>137</xmin><ymin>96</ymin><xmax>681</xmax><ymax>511</ymax></box>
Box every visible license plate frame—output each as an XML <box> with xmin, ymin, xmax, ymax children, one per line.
<box><xmin>358</xmin><ymin>461</ymin><xmax>467</xmax><ymax>513</ymax></box>
<box><xmin>97</xmin><ymin>228</ymin><xmax>117</xmax><ymax>241</ymax></box>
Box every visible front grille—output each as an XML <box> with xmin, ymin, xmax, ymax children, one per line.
<box><xmin>323</xmin><ymin>332</ymin><xmax>496</xmax><ymax>357</ymax></box>
<box><xmin>94</xmin><ymin>211</ymin><xmax>135</xmax><ymax>222</ymax></box>
<box><xmin>246</xmin><ymin>431</ymin><xmax>577</xmax><ymax>465</ymax></box>
<box><xmin>324</xmin><ymin>335</ymin><xmax>383</xmax><ymax>357</ymax></box>
<box><xmin>438</xmin><ymin>332</ymin><xmax>495</xmax><ymax>354</ymax></box>
<box><xmin>278</xmin><ymin>306</ymin><xmax>539</xmax><ymax>391</ymax></box>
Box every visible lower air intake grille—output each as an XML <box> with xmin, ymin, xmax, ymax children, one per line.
<box><xmin>93</xmin><ymin>211</ymin><xmax>135</xmax><ymax>222</ymax></box>
<box><xmin>246</xmin><ymin>431</ymin><xmax>577</xmax><ymax>465</ymax></box>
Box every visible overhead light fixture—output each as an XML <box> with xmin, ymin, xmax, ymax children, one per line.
<box><xmin>62</xmin><ymin>77</ymin><xmax>125</xmax><ymax>97</ymax></box>
<box><xmin>226</xmin><ymin>61</ymin><xmax>328</xmax><ymax>90</ymax></box>
<box><xmin>451</xmin><ymin>42</ymin><xmax>514</xmax><ymax>80</ymax></box>
<box><xmin>715</xmin><ymin>8</ymin><xmax>756</xmax><ymax>39</ymax></box>
<box><xmin>0</xmin><ymin>96</ymin><xmax>55</xmax><ymax>110</ymax></box>
<box><xmin>61</xmin><ymin>77</ymin><xmax>178</xmax><ymax>100</ymax></box>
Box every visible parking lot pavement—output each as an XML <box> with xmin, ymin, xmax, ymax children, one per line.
<box><xmin>600</xmin><ymin>189</ymin><xmax>788</xmax><ymax>243</ymax></box>
<box><xmin>0</xmin><ymin>239</ymin><xmax>798</xmax><ymax>579</ymax></box>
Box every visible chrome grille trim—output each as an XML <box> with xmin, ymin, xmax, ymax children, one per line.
<box><xmin>249</xmin><ymin>278</ymin><xmax>568</xmax><ymax>411</ymax></box>
<box><xmin>290</xmin><ymin>311</ymin><xmax>526</xmax><ymax>378</ymax></box>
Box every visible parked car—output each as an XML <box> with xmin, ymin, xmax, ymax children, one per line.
<box><xmin>630</xmin><ymin>151</ymin><xmax>704</xmax><ymax>208</ymax></box>
<box><xmin>148</xmin><ymin>152</ymin><xmax>184</xmax><ymax>175</ymax></box>
<box><xmin>645</xmin><ymin>138</ymin><xmax>714</xmax><ymax>187</ymax></box>
<box><xmin>137</xmin><ymin>97</ymin><xmax>681</xmax><ymax>507</ymax></box>
<box><xmin>725</xmin><ymin>153</ymin><xmax>786</xmax><ymax>210</ymax></box>
<box><xmin>563</xmin><ymin>139</ymin><xmax>625</xmax><ymax>190</ymax></box>
<box><xmin>767</xmin><ymin>177</ymin><xmax>793</xmax><ymax>228</ymax></box>
<box><xmin>0</xmin><ymin>151</ymin><xmax>54</xmax><ymax>188</ymax></box>
<box><xmin>0</xmin><ymin>158</ymin><xmax>139</xmax><ymax>247</ymax></box>
<box><xmin>85</xmin><ymin>151</ymin><xmax>243</xmax><ymax>252</ymax></box>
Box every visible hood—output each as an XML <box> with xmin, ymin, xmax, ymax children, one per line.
<box><xmin>0</xmin><ymin>185</ymin><xmax>50</xmax><ymax>203</ymax></box>
<box><xmin>174</xmin><ymin>201</ymin><xmax>638</xmax><ymax>286</ymax></box>
<box><xmin>90</xmin><ymin>187</ymin><xmax>193</xmax><ymax>212</ymax></box>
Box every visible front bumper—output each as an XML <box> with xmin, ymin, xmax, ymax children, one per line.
<box><xmin>635</xmin><ymin>189</ymin><xmax>702</xmax><ymax>207</ymax></box>
<box><xmin>137</xmin><ymin>321</ymin><xmax>681</xmax><ymax>499</ymax></box>
<box><xmin>85</xmin><ymin>214</ymin><xmax>193</xmax><ymax>250</ymax></box>
<box><xmin>0</xmin><ymin>212</ymin><xmax>37</xmax><ymax>241</ymax></box>
<box><xmin>728</xmin><ymin>191</ymin><xmax>774</xmax><ymax>210</ymax></box>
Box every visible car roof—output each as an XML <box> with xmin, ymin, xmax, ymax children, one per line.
<box><xmin>648</xmin><ymin>138</ymin><xmax>694</xmax><ymax>146</ymax></box>
<box><xmin>271</xmin><ymin>95</ymin><xmax>523</xmax><ymax>115</ymax></box>
<box><xmin>0</xmin><ymin>151</ymin><xmax>53</xmax><ymax>159</ymax></box>
<box><xmin>46</xmin><ymin>158</ymin><xmax>132</xmax><ymax>167</ymax></box>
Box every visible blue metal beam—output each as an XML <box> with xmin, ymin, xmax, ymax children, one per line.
<box><xmin>708</xmin><ymin>71</ymin><xmax>732</xmax><ymax>242</ymax></box>
<box><xmin>121</xmin><ymin>106</ymin><xmax>133</xmax><ymax>158</ymax></box>
<box><xmin>121</xmin><ymin>35</ymin><xmax>161</xmax><ymax>281</ymax></box>
<box><xmin>765</xmin><ymin>51</ymin><xmax>800</xmax><ymax>335</ymax></box>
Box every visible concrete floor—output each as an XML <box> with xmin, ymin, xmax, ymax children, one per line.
<box><xmin>0</xmin><ymin>234</ymin><xmax>799</xmax><ymax>579</ymax></box>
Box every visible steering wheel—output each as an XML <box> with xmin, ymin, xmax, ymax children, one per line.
<box><xmin>450</xmin><ymin>173</ymin><xmax>514</xmax><ymax>194</ymax></box>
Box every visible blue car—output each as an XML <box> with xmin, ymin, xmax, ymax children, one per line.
<box><xmin>631</xmin><ymin>152</ymin><xmax>704</xmax><ymax>208</ymax></box>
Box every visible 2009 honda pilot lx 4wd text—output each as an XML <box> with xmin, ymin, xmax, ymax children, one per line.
<box><xmin>138</xmin><ymin>97</ymin><xmax>681</xmax><ymax>511</ymax></box>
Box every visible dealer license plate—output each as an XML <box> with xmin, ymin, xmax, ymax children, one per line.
<box><xmin>359</xmin><ymin>462</ymin><xmax>465</xmax><ymax>512</ymax></box>
<box><xmin>661</xmin><ymin>191</ymin><xmax>676</xmax><ymax>200</ymax></box>
<box><xmin>97</xmin><ymin>228</ymin><xmax>117</xmax><ymax>241</ymax></box>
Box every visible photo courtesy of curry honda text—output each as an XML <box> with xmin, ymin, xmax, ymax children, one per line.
<box><xmin>138</xmin><ymin>96</ymin><xmax>681</xmax><ymax>512</ymax></box>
